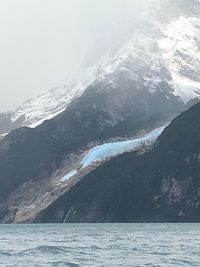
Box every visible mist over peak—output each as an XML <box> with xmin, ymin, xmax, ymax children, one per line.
<box><xmin>0</xmin><ymin>0</ymin><xmax>154</xmax><ymax>111</ymax></box>
<box><xmin>152</xmin><ymin>0</ymin><xmax>200</xmax><ymax>22</ymax></box>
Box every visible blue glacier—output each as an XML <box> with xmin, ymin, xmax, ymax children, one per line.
<box><xmin>81</xmin><ymin>126</ymin><xmax>166</xmax><ymax>168</ymax></box>
<box><xmin>60</xmin><ymin>125</ymin><xmax>166</xmax><ymax>182</ymax></box>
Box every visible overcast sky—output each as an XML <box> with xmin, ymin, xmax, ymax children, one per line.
<box><xmin>0</xmin><ymin>0</ymin><xmax>152</xmax><ymax>111</ymax></box>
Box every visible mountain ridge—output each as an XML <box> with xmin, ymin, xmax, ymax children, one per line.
<box><xmin>0</xmin><ymin>0</ymin><xmax>200</xmax><ymax>136</ymax></box>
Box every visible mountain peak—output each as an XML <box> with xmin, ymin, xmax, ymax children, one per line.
<box><xmin>0</xmin><ymin>0</ymin><xmax>199</xmax><ymax>137</ymax></box>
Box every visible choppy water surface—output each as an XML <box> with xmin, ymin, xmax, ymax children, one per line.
<box><xmin>0</xmin><ymin>224</ymin><xmax>200</xmax><ymax>266</ymax></box>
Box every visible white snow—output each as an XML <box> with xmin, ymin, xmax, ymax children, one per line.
<box><xmin>158</xmin><ymin>16</ymin><xmax>200</xmax><ymax>101</ymax></box>
<box><xmin>10</xmin><ymin>64</ymin><xmax>99</xmax><ymax>128</ymax></box>
<box><xmin>170</xmin><ymin>74</ymin><xmax>200</xmax><ymax>103</ymax></box>
<box><xmin>81</xmin><ymin>126</ymin><xmax>166</xmax><ymax>168</ymax></box>
<box><xmin>60</xmin><ymin>169</ymin><xmax>77</xmax><ymax>182</ymax></box>
<box><xmin>3</xmin><ymin>7</ymin><xmax>200</xmax><ymax>134</ymax></box>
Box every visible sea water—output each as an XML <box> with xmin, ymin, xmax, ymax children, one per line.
<box><xmin>0</xmin><ymin>224</ymin><xmax>199</xmax><ymax>266</ymax></box>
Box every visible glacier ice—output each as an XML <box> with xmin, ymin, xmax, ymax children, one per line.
<box><xmin>59</xmin><ymin>125</ymin><xmax>165</xmax><ymax>182</ymax></box>
<box><xmin>81</xmin><ymin>126</ymin><xmax>166</xmax><ymax>168</ymax></box>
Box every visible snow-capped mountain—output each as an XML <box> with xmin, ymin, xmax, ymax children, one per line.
<box><xmin>0</xmin><ymin>0</ymin><xmax>200</xmax><ymax>136</ymax></box>
<box><xmin>0</xmin><ymin>20</ymin><xmax>138</xmax><ymax>136</ymax></box>
<box><xmin>0</xmin><ymin>0</ymin><xmax>200</xmax><ymax>223</ymax></box>
<box><xmin>12</xmin><ymin>66</ymin><xmax>98</xmax><ymax>128</ymax></box>
<box><xmin>0</xmin><ymin>65</ymin><xmax>98</xmax><ymax>135</ymax></box>
<box><xmin>93</xmin><ymin>0</ymin><xmax>200</xmax><ymax>103</ymax></box>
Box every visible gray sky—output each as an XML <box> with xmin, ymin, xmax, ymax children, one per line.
<box><xmin>0</xmin><ymin>0</ymin><xmax>152</xmax><ymax>111</ymax></box>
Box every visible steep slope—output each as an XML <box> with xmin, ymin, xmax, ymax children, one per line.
<box><xmin>0</xmin><ymin>76</ymin><xmax>176</xmax><ymax>201</ymax></box>
<box><xmin>0</xmin><ymin>125</ymin><xmax>165</xmax><ymax>223</ymax></box>
<box><xmin>36</xmin><ymin>102</ymin><xmax>200</xmax><ymax>223</ymax></box>
<box><xmin>0</xmin><ymin>66</ymin><xmax>97</xmax><ymax>135</ymax></box>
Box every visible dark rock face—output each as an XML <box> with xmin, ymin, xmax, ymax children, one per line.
<box><xmin>35</xmin><ymin>103</ymin><xmax>200</xmax><ymax>223</ymax></box>
<box><xmin>0</xmin><ymin>113</ymin><xmax>24</xmax><ymax>135</ymax></box>
<box><xmin>0</xmin><ymin>73</ymin><xmax>182</xmax><ymax>201</ymax></box>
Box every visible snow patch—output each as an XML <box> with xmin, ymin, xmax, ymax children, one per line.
<box><xmin>170</xmin><ymin>74</ymin><xmax>200</xmax><ymax>103</ymax></box>
<box><xmin>60</xmin><ymin>170</ymin><xmax>77</xmax><ymax>182</ymax></box>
